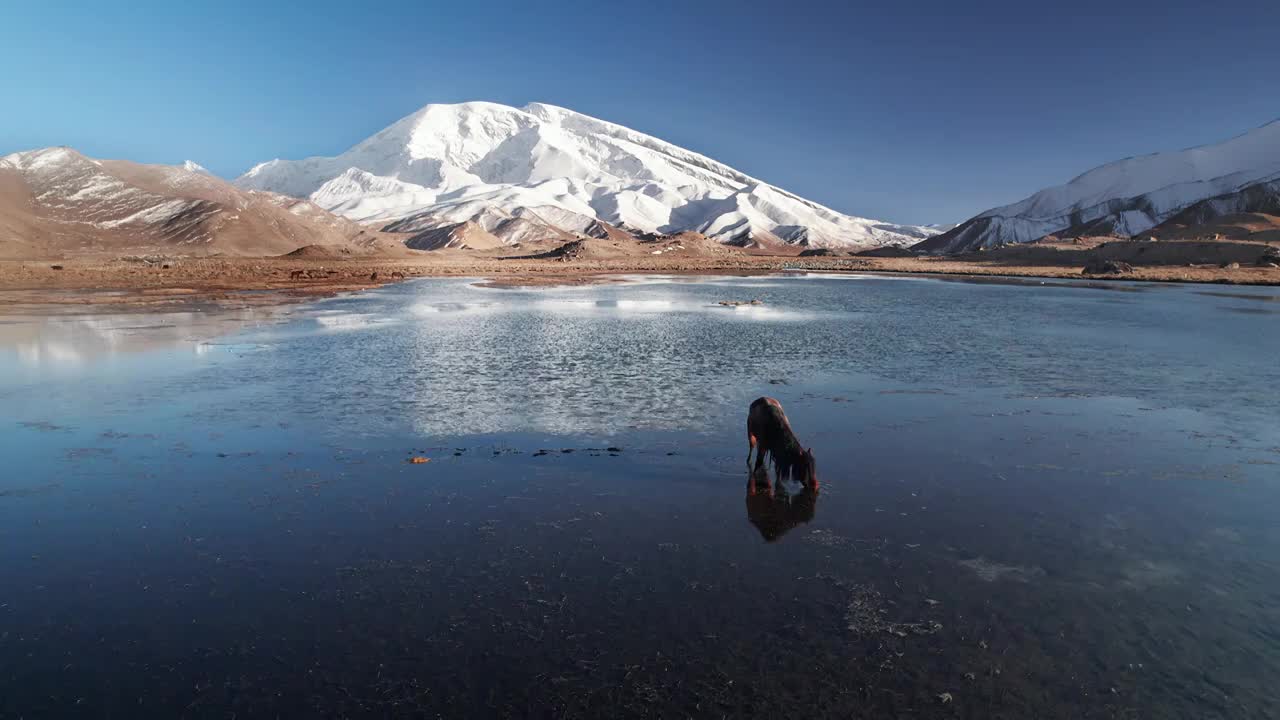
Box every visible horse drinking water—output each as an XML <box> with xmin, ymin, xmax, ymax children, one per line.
<box><xmin>746</xmin><ymin>397</ymin><xmax>817</xmax><ymax>491</ymax></box>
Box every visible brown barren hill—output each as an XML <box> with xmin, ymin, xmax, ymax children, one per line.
<box><xmin>521</xmin><ymin>238</ymin><xmax>638</xmax><ymax>262</ymax></box>
<box><xmin>507</xmin><ymin>228</ymin><xmax>748</xmax><ymax>263</ymax></box>
<box><xmin>0</xmin><ymin>163</ymin><xmax>51</xmax><ymax>258</ymax></box>
<box><xmin>1147</xmin><ymin>180</ymin><xmax>1280</xmax><ymax>242</ymax></box>
<box><xmin>637</xmin><ymin>230</ymin><xmax>745</xmax><ymax>258</ymax></box>
<box><xmin>280</xmin><ymin>244</ymin><xmax>341</xmax><ymax>259</ymax></box>
<box><xmin>0</xmin><ymin>147</ymin><xmax>405</xmax><ymax>259</ymax></box>
<box><xmin>1151</xmin><ymin>213</ymin><xmax>1280</xmax><ymax>243</ymax></box>
<box><xmin>403</xmin><ymin>221</ymin><xmax>505</xmax><ymax>251</ymax></box>
<box><xmin>723</xmin><ymin>228</ymin><xmax>806</xmax><ymax>255</ymax></box>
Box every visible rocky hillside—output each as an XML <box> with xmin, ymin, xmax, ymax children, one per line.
<box><xmin>0</xmin><ymin>147</ymin><xmax>404</xmax><ymax>259</ymax></box>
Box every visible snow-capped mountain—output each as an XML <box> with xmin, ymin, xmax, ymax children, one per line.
<box><xmin>1146</xmin><ymin>178</ymin><xmax>1280</xmax><ymax>240</ymax></box>
<box><xmin>916</xmin><ymin>119</ymin><xmax>1280</xmax><ymax>254</ymax></box>
<box><xmin>236</xmin><ymin>101</ymin><xmax>937</xmax><ymax>248</ymax></box>
<box><xmin>0</xmin><ymin>147</ymin><xmax>394</xmax><ymax>258</ymax></box>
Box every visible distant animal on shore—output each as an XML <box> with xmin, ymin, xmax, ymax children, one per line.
<box><xmin>746</xmin><ymin>397</ymin><xmax>817</xmax><ymax>489</ymax></box>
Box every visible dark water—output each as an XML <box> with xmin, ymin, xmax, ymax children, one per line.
<box><xmin>2</xmin><ymin>274</ymin><xmax>1278</xmax><ymax>718</ymax></box>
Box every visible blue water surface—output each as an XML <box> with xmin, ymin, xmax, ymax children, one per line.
<box><xmin>1</xmin><ymin>274</ymin><xmax>1277</xmax><ymax>718</ymax></box>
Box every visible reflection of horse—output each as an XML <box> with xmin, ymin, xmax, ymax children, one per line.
<box><xmin>746</xmin><ymin>465</ymin><xmax>818</xmax><ymax>542</ymax></box>
<box><xmin>747</xmin><ymin>397</ymin><xmax>817</xmax><ymax>489</ymax></box>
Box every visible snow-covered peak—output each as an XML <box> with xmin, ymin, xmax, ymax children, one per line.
<box><xmin>1003</xmin><ymin>119</ymin><xmax>1280</xmax><ymax>221</ymax></box>
<box><xmin>398</xmin><ymin>102</ymin><xmax>537</xmax><ymax>165</ymax></box>
<box><xmin>236</xmin><ymin>101</ymin><xmax>936</xmax><ymax>247</ymax></box>
<box><xmin>182</xmin><ymin>160</ymin><xmax>211</xmax><ymax>175</ymax></box>
<box><xmin>1</xmin><ymin>146</ymin><xmax>93</xmax><ymax>173</ymax></box>
<box><xmin>919</xmin><ymin>118</ymin><xmax>1280</xmax><ymax>253</ymax></box>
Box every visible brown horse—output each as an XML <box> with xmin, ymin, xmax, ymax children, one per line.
<box><xmin>746</xmin><ymin>397</ymin><xmax>817</xmax><ymax>489</ymax></box>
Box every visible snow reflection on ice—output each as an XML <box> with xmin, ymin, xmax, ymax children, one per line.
<box><xmin>0</xmin><ymin>309</ymin><xmax>277</xmax><ymax>368</ymax></box>
<box><xmin>312</xmin><ymin>312</ymin><xmax>399</xmax><ymax>331</ymax></box>
<box><xmin>0</xmin><ymin>275</ymin><xmax>835</xmax><ymax>435</ymax></box>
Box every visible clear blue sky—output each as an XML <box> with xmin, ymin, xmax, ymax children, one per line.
<box><xmin>3</xmin><ymin>0</ymin><xmax>1277</xmax><ymax>225</ymax></box>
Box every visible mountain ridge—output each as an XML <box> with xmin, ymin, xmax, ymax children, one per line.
<box><xmin>236</xmin><ymin>101</ymin><xmax>938</xmax><ymax>248</ymax></box>
<box><xmin>0</xmin><ymin>146</ymin><xmax>401</xmax><ymax>258</ymax></box>
<box><xmin>917</xmin><ymin>118</ymin><xmax>1280</xmax><ymax>253</ymax></box>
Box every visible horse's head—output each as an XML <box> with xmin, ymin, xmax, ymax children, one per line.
<box><xmin>800</xmin><ymin>447</ymin><xmax>818</xmax><ymax>490</ymax></box>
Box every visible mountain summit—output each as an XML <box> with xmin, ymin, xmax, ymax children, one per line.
<box><xmin>917</xmin><ymin>119</ymin><xmax>1280</xmax><ymax>253</ymax></box>
<box><xmin>236</xmin><ymin>101</ymin><xmax>936</xmax><ymax>248</ymax></box>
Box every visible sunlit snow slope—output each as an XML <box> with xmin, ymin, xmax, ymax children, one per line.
<box><xmin>237</xmin><ymin>102</ymin><xmax>936</xmax><ymax>248</ymax></box>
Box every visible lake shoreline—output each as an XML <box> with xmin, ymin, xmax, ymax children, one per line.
<box><xmin>1</xmin><ymin>254</ymin><xmax>1277</xmax><ymax>313</ymax></box>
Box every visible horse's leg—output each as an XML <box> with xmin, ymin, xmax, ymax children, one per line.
<box><xmin>748</xmin><ymin>464</ymin><xmax>771</xmax><ymax>497</ymax></box>
<box><xmin>746</xmin><ymin>433</ymin><xmax>757</xmax><ymax>471</ymax></box>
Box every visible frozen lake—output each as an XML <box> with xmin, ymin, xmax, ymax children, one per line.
<box><xmin>2</xmin><ymin>274</ymin><xmax>1278</xmax><ymax>717</ymax></box>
